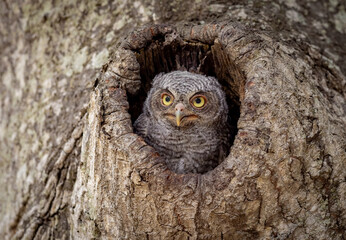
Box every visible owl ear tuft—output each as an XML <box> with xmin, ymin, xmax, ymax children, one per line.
<box><xmin>152</xmin><ymin>72</ymin><xmax>165</xmax><ymax>86</ymax></box>
<box><xmin>207</xmin><ymin>76</ymin><xmax>221</xmax><ymax>87</ymax></box>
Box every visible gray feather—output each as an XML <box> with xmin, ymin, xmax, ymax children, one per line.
<box><xmin>134</xmin><ymin>71</ymin><xmax>230</xmax><ymax>174</ymax></box>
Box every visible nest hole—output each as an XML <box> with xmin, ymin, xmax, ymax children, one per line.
<box><xmin>128</xmin><ymin>39</ymin><xmax>244</xmax><ymax>170</ymax></box>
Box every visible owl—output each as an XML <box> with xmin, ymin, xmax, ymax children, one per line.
<box><xmin>134</xmin><ymin>71</ymin><xmax>230</xmax><ymax>174</ymax></box>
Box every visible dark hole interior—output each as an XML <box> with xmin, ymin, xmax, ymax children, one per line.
<box><xmin>128</xmin><ymin>38</ymin><xmax>243</xmax><ymax>164</ymax></box>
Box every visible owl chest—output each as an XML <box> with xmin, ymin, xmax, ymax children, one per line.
<box><xmin>147</xmin><ymin>127</ymin><xmax>221</xmax><ymax>159</ymax></box>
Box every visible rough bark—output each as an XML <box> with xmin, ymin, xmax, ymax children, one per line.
<box><xmin>0</xmin><ymin>1</ymin><xmax>345</xmax><ymax>240</ymax></box>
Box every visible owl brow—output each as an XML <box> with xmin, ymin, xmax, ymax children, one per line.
<box><xmin>189</xmin><ymin>91</ymin><xmax>209</xmax><ymax>98</ymax></box>
<box><xmin>155</xmin><ymin>89</ymin><xmax>172</xmax><ymax>98</ymax></box>
<box><xmin>161</xmin><ymin>88</ymin><xmax>174</xmax><ymax>95</ymax></box>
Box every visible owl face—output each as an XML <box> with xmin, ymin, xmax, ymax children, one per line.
<box><xmin>146</xmin><ymin>71</ymin><xmax>228</xmax><ymax>129</ymax></box>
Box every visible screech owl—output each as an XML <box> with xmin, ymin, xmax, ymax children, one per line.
<box><xmin>134</xmin><ymin>71</ymin><xmax>230</xmax><ymax>174</ymax></box>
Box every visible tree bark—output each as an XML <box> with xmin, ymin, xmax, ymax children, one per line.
<box><xmin>0</xmin><ymin>1</ymin><xmax>345</xmax><ymax>239</ymax></box>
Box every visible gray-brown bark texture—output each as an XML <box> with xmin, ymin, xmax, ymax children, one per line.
<box><xmin>0</xmin><ymin>1</ymin><xmax>345</xmax><ymax>240</ymax></box>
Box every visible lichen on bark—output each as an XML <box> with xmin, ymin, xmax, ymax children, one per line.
<box><xmin>0</xmin><ymin>0</ymin><xmax>345</xmax><ymax>239</ymax></box>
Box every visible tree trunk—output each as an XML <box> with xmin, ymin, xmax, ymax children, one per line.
<box><xmin>0</xmin><ymin>1</ymin><xmax>345</xmax><ymax>239</ymax></box>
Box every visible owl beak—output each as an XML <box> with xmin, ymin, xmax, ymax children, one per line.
<box><xmin>176</xmin><ymin>110</ymin><xmax>182</xmax><ymax>126</ymax></box>
<box><xmin>175</xmin><ymin>103</ymin><xmax>185</xmax><ymax>127</ymax></box>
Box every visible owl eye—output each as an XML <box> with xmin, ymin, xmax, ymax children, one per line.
<box><xmin>191</xmin><ymin>95</ymin><xmax>206</xmax><ymax>108</ymax></box>
<box><xmin>161</xmin><ymin>93</ymin><xmax>174</xmax><ymax>106</ymax></box>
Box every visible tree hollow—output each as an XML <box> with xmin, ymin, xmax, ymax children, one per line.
<box><xmin>91</xmin><ymin>23</ymin><xmax>346</xmax><ymax>239</ymax></box>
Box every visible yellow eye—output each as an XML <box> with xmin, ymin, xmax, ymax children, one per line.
<box><xmin>162</xmin><ymin>93</ymin><xmax>173</xmax><ymax>106</ymax></box>
<box><xmin>191</xmin><ymin>96</ymin><xmax>206</xmax><ymax>108</ymax></box>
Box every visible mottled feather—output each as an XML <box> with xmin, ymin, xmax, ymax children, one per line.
<box><xmin>134</xmin><ymin>71</ymin><xmax>230</xmax><ymax>174</ymax></box>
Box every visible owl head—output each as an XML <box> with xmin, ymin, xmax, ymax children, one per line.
<box><xmin>144</xmin><ymin>71</ymin><xmax>228</xmax><ymax>129</ymax></box>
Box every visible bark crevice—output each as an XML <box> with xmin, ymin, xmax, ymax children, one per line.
<box><xmin>85</xmin><ymin>23</ymin><xmax>345</xmax><ymax>238</ymax></box>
